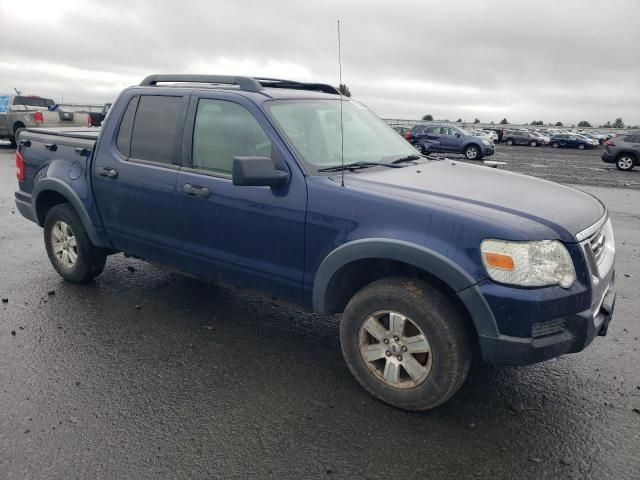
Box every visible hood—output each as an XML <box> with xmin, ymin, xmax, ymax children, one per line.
<box><xmin>340</xmin><ymin>160</ymin><xmax>605</xmax><ymax>241</ymax></box>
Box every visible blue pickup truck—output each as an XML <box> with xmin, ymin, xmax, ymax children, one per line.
<box><xmin>14</xmin><ymin>75</ymin><xmax>616</xmax><ymax>410</ymax></box>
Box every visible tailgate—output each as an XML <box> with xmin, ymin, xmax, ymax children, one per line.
<box><xmin>42</xmin><ymin>110</ymin><xmax>90</xmax><ymax>127</ymax></box>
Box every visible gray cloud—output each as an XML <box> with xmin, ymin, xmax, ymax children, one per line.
<box><xmin>0</xmin><ymin>0</ymin><xmax>638</xmax><ymax>125</ymax></box>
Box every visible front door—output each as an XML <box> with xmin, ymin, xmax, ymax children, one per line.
<box><xmin>176</xmin><ymin>93</ymin><xmax>307</xmax><ymax>304</ymax></box>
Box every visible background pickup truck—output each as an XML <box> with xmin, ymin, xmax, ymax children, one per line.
<box><xmin>0</xmin><ymin>94</ymin><xmax>91</xmax><ymax>146</ymax></box>
<box><xmin>14</xmin><ymin>74</ymin><xmax>616</xmax><ymax>411</ymax></box>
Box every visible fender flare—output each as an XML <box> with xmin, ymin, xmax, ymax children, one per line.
<box><xmin>32</xmin><ymin>178</ymin><xmax>106</xmax><ymax>247</ymax></box>
<box><xmin>312</xmin><ymin>238</ymin><xmax>499</xmax><ymax>338</ymax></box>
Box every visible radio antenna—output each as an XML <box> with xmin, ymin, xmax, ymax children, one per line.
<box><xmin>338</xmin><ymin>20</ymin><xmax>345</xmax><ymax>187</ymax></box>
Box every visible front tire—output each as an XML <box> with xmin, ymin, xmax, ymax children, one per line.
<box><xmin>464</xmin><ymin>145</ymin><xmax>480</xmax><ymax>160</ymax></box>
<box><xmin>551</xmin><ymin>142</ymin><xmax>560</xmax><ymax>148</ymax></box>
<box><xmin>44</xmin><ymin>204</ymin><xmax>107</xmax><ymax>283</ymax></box>
<box><xmin>340</xmin><ymin>278</ymin><xmax>473</xmax><ymax>411</ymax></box>
<box><xmin>414</xmin><ymin>143</ymin><xmax>425</xmax><ymax>154</ymax></box>
<box><xmin>529</xmin><ymin>140</ymin><xmax>538</xmax><ymax>147</ymax></box>
<box><xmin>616</xmin><ymin>154</ymin><xmax>635</xmax><ymax>171</ymax></box>
<box><xmin>578</xmin><ymin>143</ymin><xmax>585</xmax><ymax>150</ymax></box>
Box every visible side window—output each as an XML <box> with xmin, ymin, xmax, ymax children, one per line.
<box><xmin>116</xmin><ymin>96</ymin><xmax>139</xmax><ymax>157</ymax></box>
<box><xmin>192</xmin><ymin>99</ymin><xmax>273</xmax><ymax>176</ymax></box>
<box><xmin>129</xmin><ymin>95</ymin><xmax>183</xmax><ymax>165</ymax></box>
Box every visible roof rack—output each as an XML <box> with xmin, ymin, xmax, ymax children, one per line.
<box><xmin>139</xmin><ymin>74</ymin><xmax>264</xmax><ymax>92</ymax></box>
<box><xmin>139</xmin><ymin>74</ymin><xmax>340</xmax><ymax>95</ymax></box>
<box><xmin>253</xmin><ymin>77</ymin><xmax>340</xmax><ymax>95</ymax></box>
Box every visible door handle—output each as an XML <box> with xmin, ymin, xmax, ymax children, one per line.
<box><xmin>182</xmin><ymin>183</ymin><xmax>210</xmax><ymax>198</ymax></box>
<box><xmin>44</xmin><ymin>143</ymin><xmax>57</xmax><ymax>151</ymax></box>
<box><xmin>19</xmin><ymin>139</ymin><xmax>31</xmax><ymax>147</ymax></box>
<box><xmin>98</xmin><ymin>166</ymin><xmax>118</xmax><ymax>179</ymax></box>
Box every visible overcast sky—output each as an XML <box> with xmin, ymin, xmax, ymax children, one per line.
<box><xmin>0</xmin><ymin>0</ymin><xmax>638</xmax><ymax>125</ymax></box>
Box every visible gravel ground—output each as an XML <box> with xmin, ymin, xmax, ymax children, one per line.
<box><xmin>459</xmin><ymin>144</ymin><xmax>640</xmax><ymax>190</ymax></box>
<box><xmin>1</xmin><ymin>142</ymin><xmax>639</xmax><ymax>479</ymax></box>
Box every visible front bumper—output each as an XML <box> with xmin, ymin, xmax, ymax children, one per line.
<box><xmin>479</xmin><ymin>280</ymin><xmax>615</xmax><ymax>365</ymax></box>
<box><xmin>480</xmin><ymin>145</ymin><xmax>495</xmax><ymax>157</ymax></box>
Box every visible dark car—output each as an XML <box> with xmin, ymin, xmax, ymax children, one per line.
<box><xmin>549</xmin><ymin>134</ymin><xmax>595</xmax><ymax>150</ymax></box>
<box><xmin>412</xmin><ymin>125</ymin><xmax>495</xmax><ymax>160</ymax></box>
<box><xmin>14</xmin><ymin>74</ymin><xmax>615</xmax><ymax>411</ymax></box>
<box><xmin>503</xmin><ymin>130</ymin><xmax>541</xmax><ymax>147</ymax></box>
<box><xmin>601</xmin><ymin>132</ymin><xmax>640</xmax><ymax>171</ymax></box>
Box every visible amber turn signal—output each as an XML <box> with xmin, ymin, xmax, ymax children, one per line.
<box><xmin>483</xmin><ymin>252</ymin><xmax>515</xmax><ymax>271</ymax></box>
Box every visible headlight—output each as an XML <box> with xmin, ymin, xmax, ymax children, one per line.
<box><xmin>481</xmin><ymin>139</ymin><xmax>490</xmax><ymax>146</ymax></box>
<box><xmin>480</xmin><ymin>239</ymin><xmax>576</xmax><ymax>288</ymax></box>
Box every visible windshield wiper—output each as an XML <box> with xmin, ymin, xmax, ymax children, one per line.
<box><xmin>317</xmin><ymin>161</ymin><xmax>404</xmax><ymax>172</ymax></box>
<box><xmin>390</xmin><ymin>154</ymin><xmax>424</xmax><ymax>164</ymax></box>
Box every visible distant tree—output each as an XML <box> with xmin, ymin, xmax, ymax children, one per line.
<box><xmin>456</xmin><ymin>118</ymin><xmax>463</xmax><ymax>123</ymax></box>
<box><xmin>600</xmin><ymin>121</ymin><xmax>612</xmax><ymax>128</ymax></box>
<box><xmin>577</xmin><ymin>120</ymin><xmax>591</xmax><ymax>128</ymax></box>
<box><xmin>499</xmin><ymin>118</ymin><xmax>509</xmax><ymax>125</ymax></box>
<box><xmin>473</xmin><ymin>118</ymin><xmax>480</xmax><ymax>124</ymax></box>
<box><xmin>555</xmin><ymin>121</ymin><xmax>563</xmax><ymax>127</ymax></box>
<box><xmin>422</xmin><ymin>114</ymin><xmax>434</xmax><ymax>121</ymax></box>
<box><xmin>531</xmin><ymin>120</ymin><xmax>544</xmax><ymax>126</ymax></box>
<box><xmin>613</xmin><ymin>117</ymin><xmax>625</xmax><ymax>128</ymax></box>
<box><xmin>490</xmin><ymin>121</ymin><xmax>495</xmax><ymax>125</ymax></box>
<box><xmin>338</xmin><ymin>84</ymin><xmax>351</xmax><ymax>97</ymax></box>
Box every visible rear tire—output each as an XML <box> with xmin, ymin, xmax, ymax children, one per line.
<box><xmin>529</xmin><ymin>140</ymin><xmax>538</xmax><ymax>147</ymax></box>
<box><xmin>551</xmin><ymin>142</ymin><xmax>560</xmax><ymax>148</ymax></box>
<box><xmin>13</xmin><ymin>127</ymin><xmax>25</xmax><ymax>144</ymax></box>
<box><xmin>340</xmin><ymin>277</ymin><xmax>473</xmax><ymax>411</ymax></box>
<box><xmin>414</xmin><ymin>143</ymin><xmax>425</xmax><ymax>154</ymax></box>
<box><xmin>578</xmin><ymin>143</ymin><xmax>585</xmax><ymax>150</ymax></box>
<box><xmin>616</xmin><ymin>154</ymin><xmax>635</xmax><ymax>171</ymax></box>
<box><xmin>44</xmin><ymin>204</ymin><xmax>107</xmax><ymax>283</ymax></box>
<box><xmin>506</xmin><ymin>138</ymin><xmax>514</xmax><ymax>146</ymax></box>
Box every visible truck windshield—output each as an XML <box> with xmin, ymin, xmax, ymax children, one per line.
<box><xmin>265</xmin><ymin>99</ymin><xmax>418</xmax><ymax>173</ymax></box>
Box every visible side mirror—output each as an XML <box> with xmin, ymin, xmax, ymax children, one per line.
<box><xmin>455</xmin><ymin>133</ymin><xmax>461</xmax><ymax>137</ymax></box>
<box><xmin>232</xmin><ymin>156</ymin><xmax>289</xmax><ymax>188</ymax></box>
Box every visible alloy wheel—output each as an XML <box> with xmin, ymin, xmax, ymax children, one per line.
<box><xmin>51</xmin><ymin>221</ymin><xmax>78</xmax><ymax>269</ymax></box>
<box><xmin>358</xmin><ymin>310</ymin><xmax>432</xmax><ymax>389</ymax></box>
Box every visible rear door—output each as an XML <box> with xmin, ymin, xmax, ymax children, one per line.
<box><xmin>176</xmin><ymin>93</ymin><xmax>307</xmax><ymax>304</ymax></box>
<box><xmin>93</xmin><ymin>93</ymin><xmax>188</xmax><ymax>264</ymax></box>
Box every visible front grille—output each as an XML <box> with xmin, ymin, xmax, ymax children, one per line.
<box><xmin>532</xmin><ymin>318</ymin><xmax>566</xmax><ymax>337</ymax></box>
<box><xmin>590</xmin><ymin>229</ymin><xmax>606</xmax><ymax>264</ymax></box>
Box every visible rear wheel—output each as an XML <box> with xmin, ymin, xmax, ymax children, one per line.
<box><xmin>578</xmin><ymin>143</ymin><xmax>586</xmax><ymax>150</ymax></box>
<box><xmin>506</xmin><ymin>138</ymin><xmax>514</xmax><ymax>146</ymax></box>
<box><xmin>551</xmin><ymin>142</ymin><xmax>560</xmax><ymax>148</ymax></box>
<box><xmin>340</xmin><ymin>277</ymin><xmax>473</xmax><ymax>411</ymax></box>
<box><xmin>13</xmin><ymin>127</ymin><xmax>25</xmax><ymax>144</ymax></box>
<box><xmin>44</xmin><ymin>204</ymin><xmax>107</xmax><ymax>283</ymax></box>
<box><xmin>616</xmin><ymin>154</ymin><xmax>635</xmax><ymax>171</ymax></box>
<box><xmin>464</xmin><ymin>145</ymin><xmax>480</xmax><ymax>160</ymax></box>
<box><xmin>414</xmin><ymin>143</ymin><xmax>425</xmax><ymax>154</ymax></box>
<box><xmin>529</xmin><ymin>140</ymin><xmax>538</xmax><ymax>147</ymax></box>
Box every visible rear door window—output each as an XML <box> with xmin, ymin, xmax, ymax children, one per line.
<box><xmin>129</xmin><ymin>95</ymin><xmax>183</xmax><ymax>165</ymax></box>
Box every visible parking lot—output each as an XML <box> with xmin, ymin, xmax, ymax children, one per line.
<box><xmin>1</xmin><ymin>142</ymin><xmax>639</xmax><ymax>479</ymax></box>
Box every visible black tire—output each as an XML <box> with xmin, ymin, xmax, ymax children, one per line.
<box><xmin>340</xmin><ymin>277</ymin><xmax>473</xmax><ymax>411</ymax></box>
<box><xmin>44</xmin><ymin>203</ymin><xmax>107</xmax><ymax>283</ymax></box>
<box><xmin>578</xmin><ymin>143</ymin><xmax>585</xmax><ymax>150</ymax></box>
<box><xmin>506</xmin><ymin>138</ymin><xmax>514</xmax><ymax>146</ymax></box>
<box><xmin>464</xmin><ymin>144</ymin><xmax>481</xmax><ymax>160</ymax></box>
<box><xmin>413</xmin><ymin>143</ymin><xmax>425</xmax><ymax>154</ymax></box>
<box><xmin>551</xmin><ymin>142</ymin><xmax>560</xmax><ymax>148</ymax></box>
<box><xmin>529</xmin><ymin>140</ymin><xmax>538</xmax><ymax>147</ymax></box>
<box><xmin>616</xmin><ymin>154</ymin><xmax>635</xmax><ymax>171</ymax></box>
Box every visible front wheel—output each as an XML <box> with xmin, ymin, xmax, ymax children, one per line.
<box><xmin>616</xmin><ymin>154</ymin><xmax>635</xmax><ymax>171</ymax></box>
<box><xmin>44</xmin><ymin>204</ymin><xmax>107</xmax><ymax>283</ymax></box>
<box><xmin>551</xmin><ymin>142</ymin><xmax>560</xmax><ymax>148</ymax></box>
<box><xmin>413</xmin><ymin>143</ymin><xmax>425</xmax><ymax>154</ymax></box>
<box><xmin>578</xmin><ymin>143</ymin><xmax>586</xmax><ymax>150</ymax></box>
<box><xmin>529</xmin><ymin>140</ymin><xmax>538</xmax><ymax>147</ymax></box>
<box><xmin>464</xmin><ymin>145</ymin><xmax>480</xmax><ymax>160</ymax></box>
<box><xmin>340</xmin><ymin>278</ymin><xmax>473</xmax><ymax>411</ymax></box>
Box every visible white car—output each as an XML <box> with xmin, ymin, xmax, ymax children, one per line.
<box><xmin>471</xmin><ymin>130</ymin><xmax>496</xmax><ymax>143</ymax></box>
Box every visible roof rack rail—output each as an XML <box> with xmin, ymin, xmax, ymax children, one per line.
<box><xmin>253</xmin><ymin>77</ymin><xmax>340</xmax><ymax>95</ymax></box>
<box><xmin>139</xmin><ymin>74</ymin><xmax>264</xmax><ymax>92</ymax></box>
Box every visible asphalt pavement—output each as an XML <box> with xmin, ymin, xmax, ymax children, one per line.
<box><xmin>1</xmin><ymin>142</ymin><xmax>639</xmax><ymax>479</ymax></box>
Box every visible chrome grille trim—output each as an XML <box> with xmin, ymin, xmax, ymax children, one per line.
<box><xmin>576</xmin><ymin>211</ymin><xmax>608</xmax><ymax>242</ymax></box>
